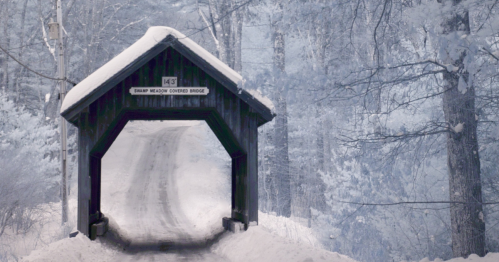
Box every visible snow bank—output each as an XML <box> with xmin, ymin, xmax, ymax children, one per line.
<box><xmin>20</xmin><ymin>233</ymin><xmax>115</xmax><ymax>262</ymax></box>
<box><xmin>258</xmin><ymin>211</ymin><xmax>323</xmax><ymax>248</ymax></box>
<box><xmin>212</xmin><ymin>226</ymin><xmax>357</xmax><ymax>262</ymax></box>
<box><xmin>61</xmin><ymin>27</ymin><xmax>273</xmax><ymax>114</ymax></box>
<box><xmin>0</xmin><ymin>199</ymin><xmax>79</xmax><ymax>261</ymax></box>
<box><xmin>414</xmin><ymin>253</ymin><xmax>499</xmax><ymax>262</ymax></box>
<box><xmin>21</xmin><ymin>230</ymin><xmax>499</xmax><ymax>262</ymax></box>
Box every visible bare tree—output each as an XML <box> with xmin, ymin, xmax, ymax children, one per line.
<box><xmin>1</xmin><ymin>0</ymin><xmax>10</xmax><ymax>94</ymax></box>
<box><xmin>271</xmin><ymin>0</ymin><xmax>291</xmax><ymax>217</ymax></box>
<box><xmin>439</xmin><ymin>0</ymin><xmax>485</xmax><ymax>257</ymax></box>
<box><xmin>196</xmin><ymin>0</ymin><xmax>246</xmax><ymax>72</ymax></box>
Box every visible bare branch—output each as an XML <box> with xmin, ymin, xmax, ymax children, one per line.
<box><xmin>335</xmin><ymin>200</ymin><xmax>499</xmax><ymax>206</ymax></box>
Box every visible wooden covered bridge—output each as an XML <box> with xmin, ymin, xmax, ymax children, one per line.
<box><xmin>60</xmin><ymin>27</ymin><xmax>274</xmax><ymax>239</ymax></box>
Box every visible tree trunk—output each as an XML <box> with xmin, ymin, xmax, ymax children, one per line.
<box><xmin>232</xmin><ymin>2</ymin><xmax>243</xmax><ymax>73</ymax></box>
<box><xmin>204</xmin><ymin>0</ymin><xmax>242</xmax><ymax>69</ymax></box>
<box><xmin>440</xmin><ymin>0</ymin><xmax>485</xmax><ymax>257</ymax></box>
<box><xmin>312</xmin><ymin>103</ymin><xmax>327</xmax><ymax>214</ymax></box>
<box><xmin>259</xmin><ymin>123</ymin><xmax>275</xmax><ymax>213</ymax></box>
<box><xmin>273</xmin><ymin>92</ymin><xmax>290</xmax><ymax>217</ymax></box>
<box><xmin>207</xmin><ymin>0</ymin><xmax>229</xmax><ymax>65</ymax></box>
<box><xmin>323</xmin><ymin>113</ymin><xmax>331</xmax><ymax>175</ymax></box>
<box><xmin>443</xmin><ymin>59</ymin><xmax>485</xmax><ymax>258</ymax></box>
<box><xmin>272</xmin><ymin>0</ymin><xmax>291</xmax><ymax>217</ymax></box>
<box><xmin>42</xmin><ymin>0</ymin><xmax>60</xmax><ymax>121</ymax></box>
<box><xmin>14</xmin><ymin>0</ymin><xmax>29</xmax><ymax>104</ymax></box>
<box><xmin>221</xmin><ymin>0</ymin><xmax>232</xmax><ymax>66</ymax></box>
<box><xmin>2</xmin><ymin>0</ymin><xmax>10</xmax><ymax>94</ymax></box>
<box><xmin>316</xmin><ymin>104</ymin><xmax>325</xmax><ymax>173</ymax></box>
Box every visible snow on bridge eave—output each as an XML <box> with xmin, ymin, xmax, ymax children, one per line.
<box><xmin>60</xmin><ymin>26</ymin><xmax>275</xmax><ymax>124</ymax></box>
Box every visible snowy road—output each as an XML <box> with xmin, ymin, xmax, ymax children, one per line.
<box><xmin>101</xmin><ymin>121</ymin><xmax>229</xmax><ymax>261</ymax></box>
<box><xmin>124</xmin><ymin>126</ymin><xmax>191</xmax><ymax>242</ymax></box>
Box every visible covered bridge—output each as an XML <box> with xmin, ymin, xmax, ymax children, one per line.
<box><xmin>60</xmin><ymin>27</ymin><xmax>274</xmax><ymax>239</ymax></box>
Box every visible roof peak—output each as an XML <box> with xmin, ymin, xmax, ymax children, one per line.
<box><xmin>61</xmin><ymin>26</ymin><xmax>272</xmax><ymax>117</ymax></box>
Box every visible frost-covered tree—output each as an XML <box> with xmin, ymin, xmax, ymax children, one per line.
<box><xmin>0</xmin><ymin>93</ymin><xmax>59</xmax><ymax>238</ymax></box>
<box><xmin>270</xmin><ymin>0</ymin><xmax>291</xmax><ymax>217</ymax></box>
<box><xmin>196</xmin><ymin>0</ymin><xmax>248</xmax><ymax>72</ymax></box>
<box><xmin>438</xmin><ymin>0</ymin><xmax>484</xmax><ymax>256</ymax></box>
<box><xmin>318</xmin><ymin>0</ymin><xmax>499</xmax><ymax>258</ymax></box>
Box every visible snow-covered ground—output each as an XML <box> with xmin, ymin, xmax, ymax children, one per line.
<box><xmin>17</xmin><ymin>121</ymin><xmax>499</xmax><ymax>262</ymax></box>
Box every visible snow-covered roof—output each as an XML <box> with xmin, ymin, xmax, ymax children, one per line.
<box><xmin>61</xmin><ymin>26</ymin><xmax>274</xmax><ymax>115</ymax></box>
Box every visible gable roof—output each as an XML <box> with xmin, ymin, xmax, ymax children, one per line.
<box><xmin>61</xmin><ymin>27</ymin><xmax>274</xmax><ymax>122</ymax></box>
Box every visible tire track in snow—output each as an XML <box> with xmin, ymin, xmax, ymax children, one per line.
<box><xmin>124</xmin><ymin>126</ymin><xmax>190</xmax><ymax>242</ymax></box>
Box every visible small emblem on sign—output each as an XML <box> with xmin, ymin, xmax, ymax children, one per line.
<box><xmin>162</xmin><ymin>77</ymin><xmax>177</xmax><ymax>87</ymax></box>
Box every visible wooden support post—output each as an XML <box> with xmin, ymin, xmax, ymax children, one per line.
<box><xmin>232</xmin><ymin>155</ymin><xmax>248</xmax><ymax>225</ymax></box>
<box><xmin>89</xmin><ymin>155</ymin><xmax>102</xmax><ymax>225</ymax></box>
<box><xmin>77</xmin><ymin>113</ymin><xmax>91</xmax><ymax>236</ymax></box>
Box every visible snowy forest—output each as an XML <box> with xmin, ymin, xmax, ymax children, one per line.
<box><xmin>1</xmin><ymin>0</ymin><xmax>499</xmax><ymax>261</ymax></box>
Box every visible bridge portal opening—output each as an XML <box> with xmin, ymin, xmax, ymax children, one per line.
<box><xmin>60</xmin><ymin>27</ymin><xmax>274</xmax><ymax>239</ymax></box>
<box><xmin>101</xmin><ymin>120</ymin><xmax>231</xmax><ymax>242</ymax></box>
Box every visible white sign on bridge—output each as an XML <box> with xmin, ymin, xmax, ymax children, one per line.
<box><xmin>130</xmin><ymin>77</ymin><xmax>209</xmax><ymax>95</ymax></box>
<box><xmin>130</xmin><ymin>87</ymin><xmax>209</xmax><ymax>95</ymax></box>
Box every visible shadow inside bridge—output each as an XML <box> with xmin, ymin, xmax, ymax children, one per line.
<box><xmin>99</xmin><ymin>222</ymin><xmax>227</xmax><ymax>254</ymax></box>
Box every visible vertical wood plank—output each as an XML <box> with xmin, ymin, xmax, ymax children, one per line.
<box><xmin>124</xmin><ymin>76</ymin><xmax>131</xmax><ymax>108</ymax></box>
<box><xmin>167</xmin><ymin>47</ymin><xmax>174</xmax><ymax>76</ymax></box>
<box><xmin>166</xmin><ymin>48</ymin><xmax>173</xmax><ymax>108</ymax></box>
<box><xmin>207</xmin><ymin>75</ymin><xmax>217</xmax><ymax>108</ymax></box>
<box><xmin>232</xmin><ymin>95</ymin><xmax>240</xmax><ymax>141</ymax></box>
<box><xmin>248</xmin><ymin>116</ymin><xmax>258</xmax><ymax>224</ymax></box>
<box><xmin>130</xmin><ymin>72</ymin><xmax>139</xmax><ymax>110</ymax></box>
<box><xmin>173</xmin><ymin>47</ymin><xmax>181</xmax><ymax>108</ymax></box>
<box><xmin>107</xmin><ymin>89</ymin><xmax>115</xmax><ymax>124</ymax></box>
<box><xmin>172</xmin><ymin>49</ymin><xmax>179</xmax><ymax>108</ymax></box>
<box><xmin>240</xmin><ymin>103</ymin><xmax>250</xmax><ymax>225</ymax></box>
<box><xmin>148</xmin><ymin>58</ymin><xmax>157</xmax><ymax>108</ymax></box>
<box><xmin>199</xmin><ymin>70</ymin><xmax>207</xmax><ymax>107</ymax></box>
<box><xmin>114</xmin><ymin>83</ymin><xmax>121</xmax><ymax>117</ymax></box>
<box><xmin>223</xmin><ymin>89</ymin><xmax>232</xmax><ymax>134</ymax></box>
